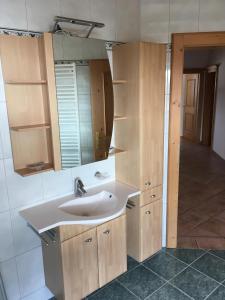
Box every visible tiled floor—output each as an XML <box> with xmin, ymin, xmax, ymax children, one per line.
<box><xmin>49</xmin><ymin>249</ymin><xmax>225</xmax><ymax>299</ymax></box>
<box><xmin>178</xmin><ymin>140</ymin><xmax>225</xmax><ymax>249</ymax></box>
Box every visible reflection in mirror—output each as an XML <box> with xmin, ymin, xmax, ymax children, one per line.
<box><xmin>53</xmin><ymin>35</ymin><xmax>113</xmax><ymax>169</ymax></box>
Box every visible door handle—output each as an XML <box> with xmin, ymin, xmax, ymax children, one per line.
<box><xmin>145</xmin><ymin>211</ymin><xmax>151</xmax><ymax>215</ymax></box>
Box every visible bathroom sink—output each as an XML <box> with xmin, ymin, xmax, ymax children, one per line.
<box><xmin>58</xmin><ymin>191</ymin><xmax>120</xmax><ymax>223</ymax></box>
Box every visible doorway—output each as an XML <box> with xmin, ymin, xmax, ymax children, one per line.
<box><xmin>167</xmin><ymin>32</ymin><xmax>225</xmax><ymax>249</ymax></box>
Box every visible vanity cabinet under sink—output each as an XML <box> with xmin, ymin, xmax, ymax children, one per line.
<box><xmin>42</xmin><ymin>215</ymin><xmax>126</xmax><ymax>300</ymax></box>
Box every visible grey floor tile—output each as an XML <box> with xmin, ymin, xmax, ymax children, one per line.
<box><xmin>166</xmin><ymin>248</ymin><xmax>205</xmax><ymax>264</ymax></box>
<box><xmin>207</xmin><ymin>285</ymin><xmax>225</xmax><ymax>300</ymax></box>
<box><xmin>209</xmin><ymin>250</ymin><xmax>225</xmax><ymax>261</ymax></box>
<box><xmin>127</xmin><ymin>256</ymin><xmax>139</xmax><ymax>271</ymax></box>
<box><xmin>192</xmin><ymin>253</ymin><xmax>225</xmax><ymax>282</ymax></box>
<box><xmin>147</xmin><ymin>283</ymin><xmax>191</xmax><ymax>300</ymax></box>
<box><xmin>143</xmin><ymin>251</ymin><xmax>187</xmax><ymax>280</ymax></box>
<box><xmin>87</xmin><ymin>281</ymin><xmax>137</xmax><ymax>300</ymax></box>
<box><xmin>118</xmin><ymin>265</ymin><xmax>165</xmax><ymax>299</ymax></box>
<box><xmin>170</xmin><ymin>267</ymin><xmax>219</xmax><ymax>300</ymax></box>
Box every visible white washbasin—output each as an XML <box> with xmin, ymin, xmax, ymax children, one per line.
<box><xmin>58</xmin><ymin>191</ymin><xmax>120</xmax><ymax>223</ymax></box>
<box><xmin>19</xmin><ymin>181</ymin><xmax>140</xmax><ymax>233</ymax></box>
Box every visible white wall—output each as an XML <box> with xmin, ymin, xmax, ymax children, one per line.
<box><xmin>0</xmin><ymin>1</ymin><xmax>139</xmax><ymax>300</ymax></box>
<box><xmin>209</xmin><ymin>48</ymin><xmax>225</xmax><ymax>160</ymax></box>
<box><xmin>141</xmin><ymin>0</ymin><xmax>225</xmax><ymax>43</ymax></box>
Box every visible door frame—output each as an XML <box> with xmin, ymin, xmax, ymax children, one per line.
<box><xmin>167</xmin><ymin>32</ymin><xmax>225</xmax><ymax>248</ymax></box>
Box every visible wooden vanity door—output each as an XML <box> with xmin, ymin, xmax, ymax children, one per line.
<box><xmin>97</xmin><ymin>215</ymin><xmax>127</xmax><ymax>287</ymax></box>
<box><xmin>140</xmin><ymin>200</ymin><xmax>162</xmax><ymax>261</ymax></box>
<box><xmin>61</xmin><ymin>228</ymin><xmax>99</xmax><ymax>300</ymax></box>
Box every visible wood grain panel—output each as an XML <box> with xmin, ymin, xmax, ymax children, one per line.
<box><xmin>97</xmin><ymin>215</ymin><xmax>127</xmax><ymax>287</ymax></box>
<box><xmin>139</xmin><ymin>43</ymin><xmax>166</xmax><ymax>190</ymax></box>
<box><xmin>140</xmin><ymin>185</ymin><xmax>162</xmax><ymax>207</ymax></box>
<box><xmin>59</xmin><ymin>224</ymin><xmax>95</xmax><ymax>242</ymax></box>
<box><xmin>140</xmin><ymin>200</ymin><xmax>162</xmax><ymax>261</ymax></box>
<box><xmin>61</xmin><ymin>228</ymin><xmax>99</xmax><ymax>300</ymax></box>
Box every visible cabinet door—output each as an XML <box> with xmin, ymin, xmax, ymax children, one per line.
<box><xmin>140</xmin><ymin>43</ymin><xmax>166</xmax><ymax>191</ymax></box>
<box><xmin>140</xmin><ymin>200</ymin><xmax>162</xmax><ymax>261</ymax></box>
<box><xmin>97</xmin><ymin>215</ymin><xmax>127</xmax><ymax>287</ymax></box>
<box><xmin>61</xmin><ymin>228</ymin><xmax>99</xmax><ymax>300</ymax></box>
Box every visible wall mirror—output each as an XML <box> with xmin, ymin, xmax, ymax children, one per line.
<box><xmin>53</xmin><ymin>35</ymin><xmax>114</xmax><ymax>169</ymax></box>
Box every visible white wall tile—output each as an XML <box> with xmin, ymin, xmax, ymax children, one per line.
<box><xmin>71</xmin><ymin>156</ymin><xmax>115</xmax><ymax>188</ymax></box>
<box><xmin>59</xmin><ymin>0</ymin><xmax>91</xmax><ymax>20</ymax></box>
<box><xmin>0</xmin><ymin>211</ymin><xmax>14</xmax><ymax>262</ymax></box>
<box><xmin>0</xmin><ymin>160</ymin><xmax>9</xmax><ymax>213</ymax></box>
<box><xmin>0</xmin><ymin>0</ymin><xmax>27</xmax><ymax>30</ymax></box>
<box><xmin>0</xmin><ymin>258</ymin><xmax>20</xmax><ymax>300</ymax></box>
<box><xmin>26</xmin><ymin>0</ymin><xmax>61</xmax><ymax>32</ymax></box>
<box><xmin>5</xmin><ymin>159</ymin><xmax>43</xmax><ymax>209</ymax></box>
<box><xmin>16</xmin><ymin>247</ymin><xmax>45</xmax><ymax>298</ymax></box>
<box><xmin>199</xmin><ymin>0</ymin><xmax>225</xmax><ymax>32</ymax></box>
<box><xmin>115</xmin><ymin>0</ymin><xmax>140</xmax><ymax>42</ymax></box>
<box><xmin>21</xmin><ymin>286</ymin><xmax>53</xmax><ymax>300</ymax></box>
<box><xmin>0</xmin><ymin>102</ymin><xmax>12</xmax><ymax>159</ymax></box>
<box><xmin>42</xmin><ymin>168</ymin><xmax>73</xmax><ymax>200</ymax></box>
<box><xmin>90</xmin><ymin>0</ymin><xmax>116</xmax><ymax>40</ymax></box>
<box><xmin>169</xmin><ymin>0</ymin><xmax>199</xmax><ymax>34</ymax></box>
<box><xmin>141</xmin><ymin>0</ymin><xmax>169</xmax><ymax>42</ymax></box>
<box><xmin>11</xmin><ymin>208</ymin><xmax>40</xmax><ymax>256</ymax></box>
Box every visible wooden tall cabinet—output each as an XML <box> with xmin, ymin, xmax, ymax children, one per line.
<box><xmin>0</xmin><ymin>33</ymin><xmax>61</xmax><ymax>176</ymax></box>
<box><xmin>113</xmin><ymin>42</ymin><xmax>166</xmax><ymax>261</ymax></box>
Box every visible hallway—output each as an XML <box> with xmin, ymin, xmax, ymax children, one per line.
<box><xmin>178</xmin><ymin>140</ymin><xmax>225</xmax><ymax>249</ymax></box>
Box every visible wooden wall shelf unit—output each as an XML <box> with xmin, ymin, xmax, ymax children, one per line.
<box><xmin>113</xmin><ymin>42</ymin><xmax>166</xmax><ymax>262</ymax></box>
<box><xmin>0</xmin><ymin>33</ymin><xmax>61</xmax><ymax>176</ymax></box>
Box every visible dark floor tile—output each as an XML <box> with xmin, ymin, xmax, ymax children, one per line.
<box><xmin>118</xmin><ymin>265</ymin><xmax>165</xmax><ymax>299</ymax></box>
<box><xmin>48</xmin><ymin>298</ymin><xmax>56</xmax><ymax>300</ymax></box>
<box><xmin>192</xmin><ymin>253</ymin><xmax>225</xmax><ymax>282</ymax></box>
<box><xmin>147</xmin><ymin>283</ymin><xmax>190</xmax><ymax>300</ymax></box>
<box><xmin>209</xmin><ymin>250</ymin><xmax>225</xmax><ymax>261</ymax></box>
<box><xmin>127</xmin><ymin>256</ymin><xmax>139</xmax><ymax>271</ymax></box>
<box><xmin>170</xmin><ymin>267</ymin><xmax>219</xmax><ymax>300</ymax></box>
<box><xmin>143</xmin><ymin>251</ymin><xmax>187</xmax><ymax>280</ymax></box>
<box><xmin>207</xmin><ymin>285</ymin><xmax>225</xmax><ymax>300</ymax></box>
<box><xmin>165</xmin><ymin>248</ymin><xmax>205</xmax><ymax>264</ymax></box>
<box><xmin>87</xmin><ymin>281</ymin><xmax>137</xmax><ymax>300</ymax></box>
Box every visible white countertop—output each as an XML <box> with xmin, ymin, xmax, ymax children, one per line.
<box><xmin>20</xmin><ymin>180</ymin><xmax>140</xmax><ymax>233</ymax></box>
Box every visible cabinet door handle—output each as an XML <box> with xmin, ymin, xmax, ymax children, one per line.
<box><xmin>103</xmin><ymin>230</ymin><xmax>110</xmax><ymax>235</ymax></box>
<box><xmin>145</xmin><ymin>181</ymin><xmax>151</xmax><ymax>186</ymax></box>
<box><xmin>145</xmin><ymin>211</ymin><xmax>151</xmax><ymax>215</ymax></box>
<box><xmin>151</xmin><ymin>194</ymin><xmax>156</xmax><ymax>198</ymax></box>
<box><xmin>85</xmin><ymin>238</ymin><xmax>92</xmax><ymax>243</ymax></box>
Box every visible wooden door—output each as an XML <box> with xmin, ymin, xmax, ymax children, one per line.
<box><xmin>201</xmin><ymin>70</ymin><xmax>217</xmax><ymax>146</ymax></box>
<box><xmin>61</xmin><ymin>228</ymin><xmax>99</xmax><ymax>300</ymax></box>
<box><xmin>97</xmin><ymin>215</ymin><xmax>127</xmax><ymax>287</ymax></box>
<box><xmin>140</xmin><ymin>200</ymin><xmax>162</xmax><ymax>261</ymax></box>
<box><xmin>182</xmin><ymin>74</ymin><xmax>200</xmax><ymax>141</ymax></box>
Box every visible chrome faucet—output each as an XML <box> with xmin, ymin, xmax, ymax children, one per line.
<box><xmin>74</xmin><ymin>177</ymin><xmax>87</xmax><ymax>197</ymax></box>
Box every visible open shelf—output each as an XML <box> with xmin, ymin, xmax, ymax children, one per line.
<box><xmin>108</xmin><ymin>147</ymin><xmax>126</xmax><ymax>156</ymax></box>
<box><xmin>114</xmin><ymin>116</ymin><xmax>127</xmax><ymax>121</ymax></box>
<box><xmin>10</xmin><ymin>123</ymin><xmax>51</xmax><ymax>132</ymax></box>
<box><xmin>5</xmin><ymin>80</ymin><xmax>47</xmax><ymax>85</ymax></box>
<box><xmin>112</xmin><ymin>80</ymin><xmax>127</xmax><ymax>84</ymax></box>
<box><xmin>16</xmin><ymin>163</ymin><xmax>53</xmax><ymax>177</ymax></box>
